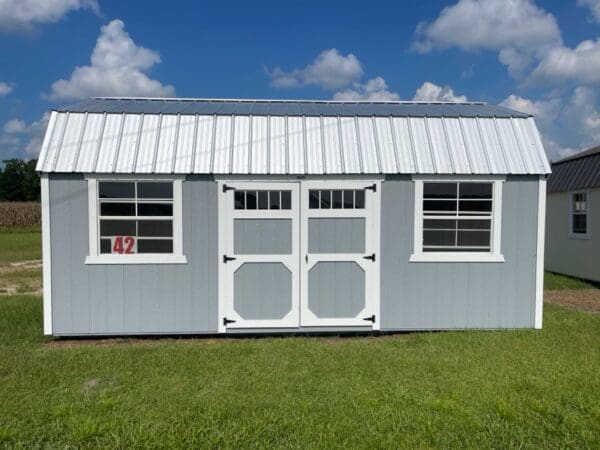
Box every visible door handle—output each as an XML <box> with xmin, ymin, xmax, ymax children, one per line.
<box><xmin>305</xmin><ymin>254</ymin><xmax>308</xmax><ymax>263</ymax></box>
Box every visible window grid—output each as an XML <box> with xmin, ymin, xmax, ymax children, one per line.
<box><xmin>98</xmin><ymin>181</ymin><xmax>174</xmax><ymax>254</ymax></box>
<box><xmin>309</xmin><ymin>189</ymin><xmax>365</xmax><ymax>209</ymax></box>
<box><xmin>422</xmin><ymin>182</ymin><xmax>493</xmax><ymax>252</ymax></box>
<box><xmin>571</xmin><ymin>192</ymin><xmax>588</xmax><ymax>235</ymax></box>
<box><xmin>234</xmin><ymin>190</ymin><xmax>292</xmax><ymax>210</ymax></box>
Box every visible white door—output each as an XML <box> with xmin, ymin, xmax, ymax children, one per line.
<box><xmin>300</xmin><ymin>181</ymin><xmax>380</xmax><ymax>328</ymax></box>
<box><xmin>219</xmin><ymin>182</ymin><xmax>300</xmax><ymax>329</ymax></box>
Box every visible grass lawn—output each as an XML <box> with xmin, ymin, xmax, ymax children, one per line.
<box><xmin>0</xmin><ymin>228</ymin><xmax>599</xmax><ymax>447</ymax></box>
<box><xmin>545</xmin><ymin>271</ymin><xmax>599</xmax><ymax>290</ymax></box>
<box><xmin>0</xmin><ymin>228</ymin><xmax>41</xmax><ymax>263</ymax></box>
<box><xmin>0</xmin><ymin>296</ymin><xmax>599</xmax><ymax>448</ymax></box>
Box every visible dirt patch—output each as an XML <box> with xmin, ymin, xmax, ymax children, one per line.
<box><xmin>0</xmin><ymin>260</ymin><xmax>42</xmax><ymax>295</ymax></box>
<box><xmin>545</xmin><ymin>289</ymin><xmax>600</xmax><ymax>314</ymax></box>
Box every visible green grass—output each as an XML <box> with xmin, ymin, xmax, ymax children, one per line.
<box><xmin>0</xmin><ymin>229</ymin><xmax>41</xmax><ymax>263</ymax></box>
<box><xmin>0</xmin><ymin>267</ymin><xmax>41</xmax><ymax>294</ymax></box>
<box><xmin>545</xmin><ymin>271</ymin><xmax>598</xmax><ymax>290</ymax></box>
<box><xmin>0</xmin><ymin>296</ymin><xmax>599</xmax><ymax>448</ymax></box>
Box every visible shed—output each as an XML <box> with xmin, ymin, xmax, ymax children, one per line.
<box><xmin>545</xmin><ymin>146</ymin><xmax>600</xmax><ymax>282</ymax></box>
<box><xmin>36</xmin><ymin>97</ymin><xmax>551</xmax><ymax>336</ymax></box>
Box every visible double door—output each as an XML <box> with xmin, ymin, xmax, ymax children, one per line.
<box><xmin>218</xmin><ymin>180</ymin><xmax>380</xmax><ymax>331</ymax></box>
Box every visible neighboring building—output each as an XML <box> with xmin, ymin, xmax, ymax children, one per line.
<box><xmin>546</xmin><ymin>146</ymin><xmax>600</xmax><ymax>282</ymax></box>
<box><xmin>36</xmin><ymin>98</ymin><xmax>550</xmax><ymax>336</ymax></box>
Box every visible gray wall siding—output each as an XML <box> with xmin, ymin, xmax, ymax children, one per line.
<box><xmin>49</xmin><ymin>174</ymin><xmax>218</xmax><ymax>335</ymax></box>
<box><xmin>545</xmin><ymin>189</ymin><xmax>600</xmax><ymax>282</ymax></box>
<box><xmin>380</xmin><ymin>175</ymin><xmax>539</xmax><ymax>330</ymax></box>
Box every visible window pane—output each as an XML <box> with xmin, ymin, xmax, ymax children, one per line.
<box><xmin>457</xmin><ymin>230</ymin><xmax>490</xmax><ymax>247</ymax></box>
<box><xmin>137</xmin><ymin>239</ymin><xmax>173</xmax><ymax>253</ymax></box>
<box><xmin>98</xmin><ymin>182</ymin><xmax>134</xmax><ymax>199</ymax></box>
<box><xmin>258</xmin><ymin>191</ymin><xmax>269</xmax><ymax>210</ymax></box>
<box><xmin>138</xmin><ymin>203</ymin><xmax>173</xmax><ymax>216</ymax></box>
<box><xmin>459</xmin><ymin>183</ymin><xmax>492</xmax><ymax>199</ymax></box>
<box><xmin>424</xmin><ymin>182</ymin><xmax>457</xmax><ymax>199</ymax></box>
<box><xmin>138</xmin><ymin>220</ymin><xmax>172</xmax><ymax>237</ymax></box>
<box><xmin>459</xmin><ymin>200</ymin><xmax>492</xmax><ymax>213</ymax></box>
<box><xmin>343</xmin><ymin>190</ymin><xmax>354</xmax><ymax>208</ymax></box>
<box><xmin>137</xmin><ymin>182</ymin><xmax>172</xmax><ymax>199</ymax></box>
<box><xmin>281</xmin><ymin>191</ymin><xmax>291</xmax><ymax>210</ymax></box>
<box><xmin>100</xmin><ymin>202</ymin><xmax>135</xmax><ymax>216</ymax></box>
<box><xmin>573</xmin><ymin>214</ymin><xmax>587</xmax><ymax>234</ymax></box>
<box><xmin>270</xmin><ymin>191</ymin><xmax>280</xmax><ymax>209</ymax></box>
<box><xmin>320</xmin><ymin>190</ymin><xmax>331</xmax><ymax>209</ymax></box>
<box><xmin>355</xmin><ymin>190</ymin><xmax>365</xmax><ymax>209</ymax></box>
<box><xmin>332</xmin><ymin>190</ymin><xmax>343</xmax><ymax>209</ymax></box>
<box><xmin>100</xmin><ymin>238</ymin><xmax>111</xmax><ymax>254</ymax></box>
<box><xmin>246</xmin><ymin>191</ymin><xmax>257</xmax><ymax>210</ymax></box>
<box><xmin>235</xmin><ymin>191</ymin><xmax>245</xmax><ymax>209</ymax></box>
<box><xmin>458</xmin><ymin>219</ymin><xmax>491</xmax><ymax>230</ymax></box>
<box><xmin>309</xmin><ymin>190</ymin><xmax>319</xmax><ymax>209</ymax></box>
<box><xmin>423</xmin><ymin>230</ymin><xmax>455</xmax><ymax>246</ymax></box>
<box><xmin>573</xmin><ymin>193</ymin><xmax>587</xmax><ymax>212</ymax></box>
<box><xmin>424</xmin><ymin>219</ymin><xmax>456</xmax><ymax>230</ymax></box>
<box><xmin>423</xmin><ymin>200</ymin><xmax>457</xmax><ymax>214</ymax></box>
<box><xmin>100</xmin><ymin>219</ymin><xmax>136</xmax><ymax>236</ymax></box>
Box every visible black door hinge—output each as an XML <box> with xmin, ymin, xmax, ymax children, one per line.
<box><xmin>223</xmin><ymin>317</ymin><xmax>236</xmax><ymax>326</ymax></box>
<box><xmin>222</xmin><ymin>184</ymin><xmax>235</xmax><ymax>193</ymax></box>
<box><xmin>363</xmin><ymin>253</ymin><xmax>376</xmax><ymax>262</ymax></box>
<box><xmin>223</xmin><ymin>255</ymin><xmax>237</xmax><ymax>263</ymax></box>
<box><xmin>365</xmin><ymin>184</ymin><xmax>377</xmax><ymax>192</ymax></box>
<box><xmin>363</xmin><ymin>314</ymin><xmax>376</xmax><ymax>323</ymax></box>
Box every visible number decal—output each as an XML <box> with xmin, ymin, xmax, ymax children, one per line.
<box><xmin>124</xmin><ymin>236</ymin><xmax>135</xmax><ymax>254</ymax></box>
<box><xmin>111</xmin><ymin>236</ymin><xmax>136</xmax><ymax>254</ymax></box>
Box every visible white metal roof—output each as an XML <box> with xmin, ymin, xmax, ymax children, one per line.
<box><xmin>36</xmin><ymin>98</ymin><xmax>550</xmax><ymax>174</ymax></box>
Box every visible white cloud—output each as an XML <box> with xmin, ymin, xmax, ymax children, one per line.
<box><xmin>412</xmin><ymin>81</ymin><xmax>467</xmax><ymax>102</ymax></box>
<box><xmin>268</xmin><ymin>49</ymin><xmax>363</xmax><ymax>90</ymax></box>
<box><xmin>531</xmin><ymin>39</ymin><xmax>600</xmax><ymax>85</ymax></box>
<box><xmin>0</xmin><ymin>81</ymin><xmax>13</xmax><ymax>96</ymax></box>
<box><xmin>578</xmin><ymin>0</ymin><xmax>600</xmax><ymax>22</ymax></box>
<box><xmin>413</xmin><ymin>0</ymin><xmax>562</xmax><ymax>76</ymax></box>
<box><xmin>333</xmin><ymin>77</ymin><xmax>400</xmax><ymax>101</ymax></box>
<box><xmin>499</xmin><ymin>94</ymin><xmax>559</xmax><ymax>125</ymax></box>
<box><xmin>3</xmin><ymin>119</ymin><xmax>27</xmax><ymax>133</ymax></box>
<box><xmin>0</xmin><ymin>113</ymin><xmax>50</xmax><ymax>158</ymax></box>
<box><xmin>0</xmin><ymin>0</ymin><xmax>99</xmax><ymax>33</ymax></box>
<box><xmin>45</xmin><ymin>19</ymin><xmax>175</xmax><ymax>100</ymax></box>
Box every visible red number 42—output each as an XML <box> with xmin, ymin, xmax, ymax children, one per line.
<box><xmin>113</xmin><ymin>236</ymin><xmax>135</xmax><ymax>254</ymax></box>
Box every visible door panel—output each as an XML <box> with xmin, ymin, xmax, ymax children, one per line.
<box><xmin>220</xmin><ymin>182</ymin><xmax>299</xmax><ymax>329</ymax></box>
<box><xmin>300</xmin><ymin>181</ymin><xmax>380</xmax><ymax>328</ymax></box>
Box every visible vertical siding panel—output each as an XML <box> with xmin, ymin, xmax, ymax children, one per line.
<box><xmin>207</xmin><ymin>180</ymin><xmax>219</xmax><ymax>331</ymax></box>
<box><xmin>123</xmin><ymin>266</ymin><xmax>142</xmax><ymax>332</ymax></box>
<box><xmin>435</xmin><ymin>265</ymin><xmax>453</xmax><ymax>328</ymax></box>
<box><xmin>89</xmin><ymin>266</ymin><xmax>107</xmax><ymax>332</ymax></box>
<box><xmin>499</xmin><ymin>181</ymin><xmax>518</xmax><ymax>327</ymax></box>
<box><xmin>451</xmin><ymin>264</ymin><xmax>469</xmax><ymax>328</ymax></box>
<box><xmin>69</xmin><ymin>180</ymin><xmax>89</xmax><ymax>332</ymax></box>
<box><xmin>467</xmin><ymin>264</ymin><xmax>486</xmax><ymax>327</ymax></box>
<box><xmin>105</xmin><ymin>266</ymin><xmax>124</xmax><ymax>332</ymax></box>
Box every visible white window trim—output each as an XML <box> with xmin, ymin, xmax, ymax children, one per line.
<box><xmin>409</xmin><ymin>176</ymin><xmax>505</xmax><ymax>263</ymax></box>
<box><xmin>568</xmin><ymin>190</ymin><xmax>591</xmax><ymax>240</ymax></box>
<box><xmin>84</xmin><ymin>175</ymin><xmax>187</xmax><ymax>265</ymax></box>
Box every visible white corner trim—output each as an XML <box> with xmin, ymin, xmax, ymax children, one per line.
<box><xmin>409</xmin><ymin>253</ymin><xmax>505</xmax><ymax>263</ymax></box>
<box><xmin>85</xmin><ymin>255</ymin><xmax>187</xmax><ymax>265</ymax></box>
<box><xmin>40</xmin><ymin>174</ymin><xmax>52</xmax><ymax>335</ymax></box>
<box><xmin>535</xmin><ymin>177</ymin><xmax>547</xmax><ymax>329</ymax></box>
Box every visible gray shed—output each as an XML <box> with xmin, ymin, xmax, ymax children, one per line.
<box><xmin>545</xmin><ymin>146</ymin><xmax>600</xmax><ymax>282</ymax></box>
<box><xmin>36</xmin><ymin>98</ymin><xmax>551</xmax><ymax>336</ymax></box>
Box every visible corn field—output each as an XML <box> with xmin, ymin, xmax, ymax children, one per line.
<box><xmin>0</xmin><ymin>202</ymin><xmax>41</xmax><ymax>228</ymax></box>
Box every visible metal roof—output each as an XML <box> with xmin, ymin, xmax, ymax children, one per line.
<box><xmin>548</xmin><ymin>146</ymin><xmax>600</xmax><ymax>193</ymax></box>
<box><xmin>36</xmin><ymin>98</ymin><xmax>550</xmax><ymax>175</ymax></box>
<box><xmin>57</xmin><ymin>97</ymin><xmax>531</xmax><ymax>118</ymax></box>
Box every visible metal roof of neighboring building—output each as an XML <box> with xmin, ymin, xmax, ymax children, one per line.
<box><xmin>36</xmin><ymin>97</ymin><xmax>550</xmax><ymax>175</ymax></box>
<box><xmin>548</xmin><ymin>146</ymin><xmax>600</xmax><ymax>193</ymax></box>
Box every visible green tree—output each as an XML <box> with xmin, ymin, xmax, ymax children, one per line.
<box><xmin>0</xmin><ymin>159</ymin><xmax>40</xmax><ymax>201</ymax></box>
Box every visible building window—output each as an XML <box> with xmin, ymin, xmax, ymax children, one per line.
<box><xmin>411</xmin><ymin>178</ymin><xmax>504</xmax><ymax>262</ymax></box>
<box><xmin>86</xmin><ymin>178</ymin><xmax>186</xmax><ymax>264</ymax></box>
<box><xmin>234</xmin><ymin>190</ymin><xmax>292</xmax><ymax>210</ymax></box>
<box><xmin>570</xmin><ymin>191</ymin><xmax>590</xmax><ymax>238</ymax></box>
<box><xmin>308</xmin><ymin>189</ymin><xmax>365</xmax><ymax>209</ymax></box>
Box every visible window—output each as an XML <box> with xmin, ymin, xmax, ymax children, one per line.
<box><xmin>234</xmin><ymin>190</ymin><xmax>291</xmax><ymax>210</ymax></box>
<box><xmin>86</xmin><ymin>178</ymin><xmax>186</xmax><ymax>264</ymax></box>
<box><xmin>570</xmin><ymin>191</ymin><xmax>590</xmax><ymax>238</ymax></box>
<box><xmin>309</xmin><ymin>189</ymin><xmax>365</xmax><ymax>209</ymax></box>
<box><xmin>411</xmin><ymin>178</ymin><xmax>504</xmax><ymax>262</ymax></box>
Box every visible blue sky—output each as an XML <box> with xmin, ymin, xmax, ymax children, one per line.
<box><xmin>1</xmin><ymin>0</ymin><xmax>600</xmax><ymax>161</ymax></box>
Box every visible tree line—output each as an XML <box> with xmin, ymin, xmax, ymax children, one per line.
<box><xmin>0</xmin><ymin>159</ymin><xmax>40</xmax><ymax>201</ymax></box>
